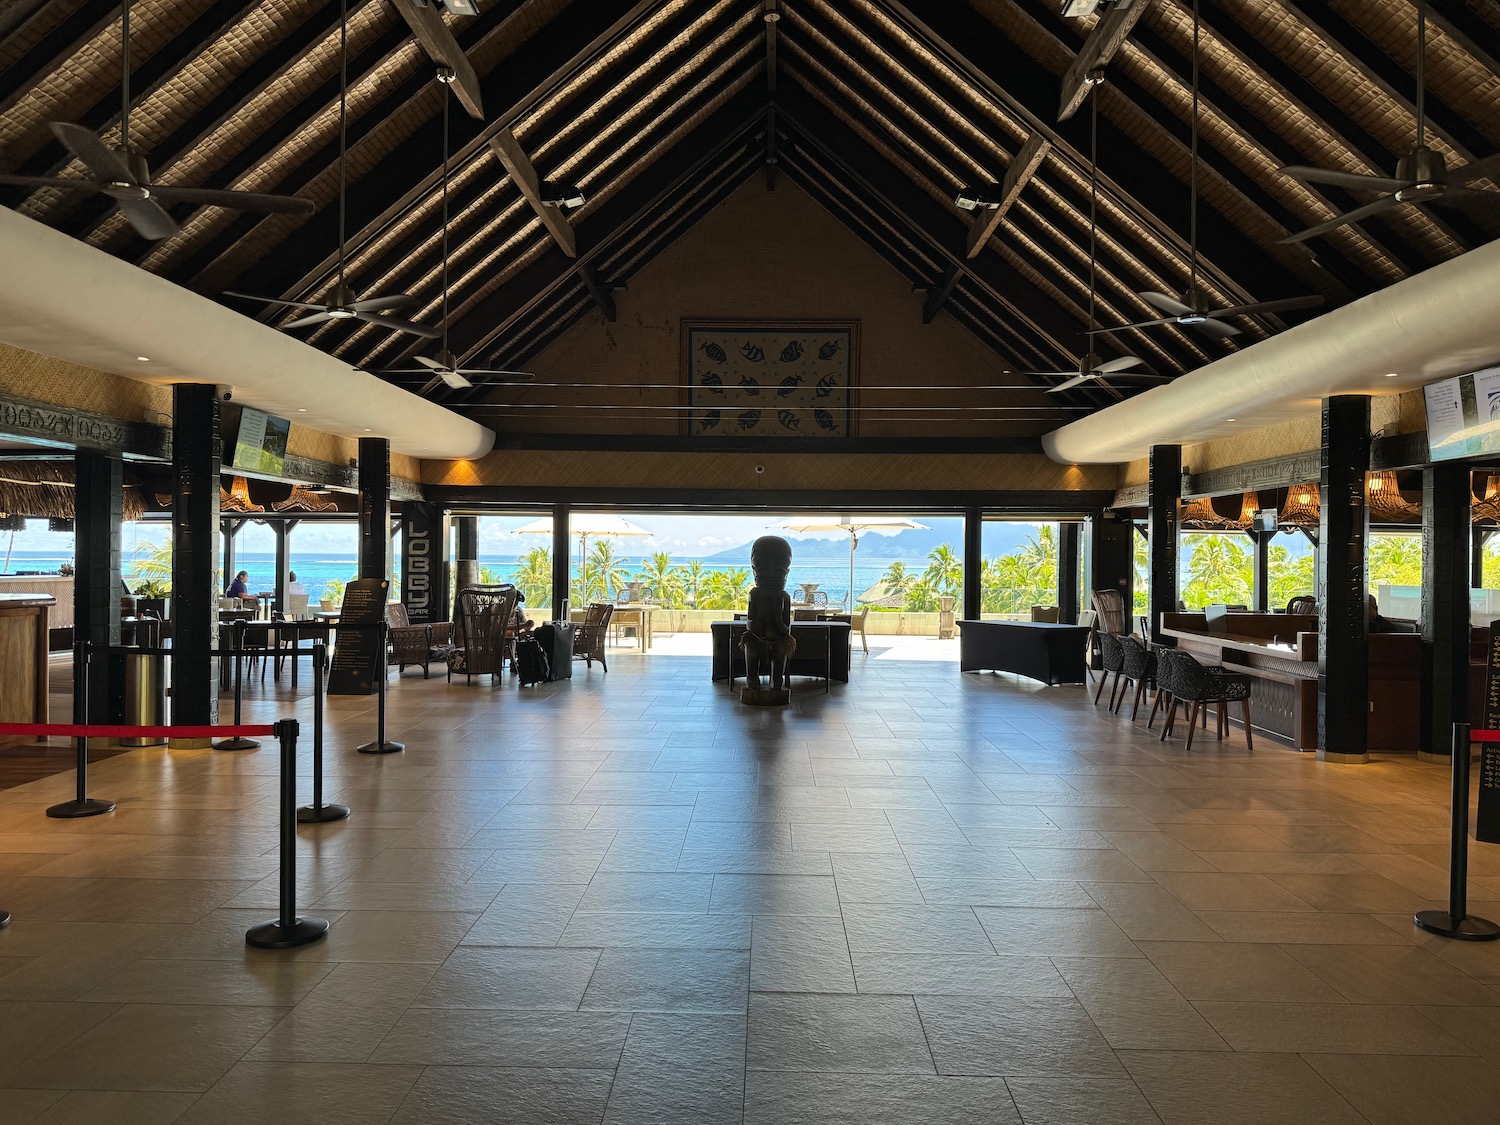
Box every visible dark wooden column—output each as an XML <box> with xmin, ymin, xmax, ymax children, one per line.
<box><xmin>274</xmin><ymin>520</ymin><xmax>298</xmax><ymax>614</ymax></box>
<box><xmin>171</xmin><ymin>384</ymin><xmax>221</xmax><ymax>734</ymax></box>
<box><xmin>221</xmin><ymin>523</ymin><xmax>237</xmax><ymax>591</ymax></box>
<box><xmin>455</xmin><ymin>515</ymin><xmax>479</xmax><ymax>597</ymax></box>
<box><xmin>1317</xmin><ymin>394</ymin><xmax>1371</xmax><ymax>763</ymax></box>
<box><xmin>1252</xmin><ymin>528</ymin><xmax>1272</xmax><ymax>613</ymax></box>
<box><xmin>357</xmin><ymin>437</ymin><xmax>391</xmax><ymax>582</ymax></box>
<box><xmin>73</xmin><ymin>452</ymin><xmax>121</xmax><ymax>723</ymax></box>
<box><xmin>1474</xmin><ymin>527</ymin><xmax>1490</xmax><ymax>589</ymax></box>
<box><xmin>1085</xmin><ymin>512</ymin><xmax>1133</xmax><ymax>615</ymax></box>
<box><xmin>1057</xmin><ymin>521</ymin><xmax>1081</xmax><ymax>624</ymax></box>
<box><xmin>1422</xmin><ymin>461</ymin><xmax>1471</xmax><ymax>761</ymax></box>
<box><xmin>1147</xmin><ymin>445</ymin><xmax>1182</xmax><ymax>645</ymax></box>
<box><xmin>400</xmin><ymin>502</ymin><xmax>449</xmax><ymax>625</ymax></box>
<box><xmin>551</xmin><ymin>504</ymin><xmax>571</xmax><ymax>615</ymax></box>
<box><xmin>963</xmin><ymin>506</ymin><xmax>983</xmax><ymax>621</ymax></box>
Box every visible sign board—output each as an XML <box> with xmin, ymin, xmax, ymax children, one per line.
<box><xmin>328</xmin><ymin>578</ymin><xmax>387</xmax><ymax>696</ymax></box>
<box><xmin>400</xmin><ymin>503</ymin><xmax>448</xmax><ymax>625</ymax></box>
<box><xmin>1477</xmin><ymin>624</ymin><xmax>1500</xmax><ymax>843</ymax></box>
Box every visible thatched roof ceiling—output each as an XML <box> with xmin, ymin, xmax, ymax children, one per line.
<box><xmin>2</xmin><ymin>1</ymin><xmax>1497</xmax><ymax>416</ymax></box>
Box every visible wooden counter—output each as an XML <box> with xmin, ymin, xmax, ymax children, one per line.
<box><xmin>0</xmin><ymin>574</ymin><xmax>72</xmax><ymax>644</ymax></box>
<box><xmin>0</xmin><ymin>592</ymin><xmax>53</xmax><ymax>744</ymax></box>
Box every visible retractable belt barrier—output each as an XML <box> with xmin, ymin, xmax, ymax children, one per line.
<box><xmin>1414</xmin><ymin>722</ymin><xmax>1500</xmax><ymax>942</ymax></box>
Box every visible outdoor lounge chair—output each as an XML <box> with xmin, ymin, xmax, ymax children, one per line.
<box><xmin>574</xmin><ymin>602</ymin><xmax>614</xmax><ymax>672</ymax></box>
<box><xmin>445</xmin><ymin>585</ymin><xmax>520</xmax><ymax>685</ymax></box>
<box><xmin>387</xmin><ymin>602</ymin><xmax>454</xmax><ymax>678</ymax></box>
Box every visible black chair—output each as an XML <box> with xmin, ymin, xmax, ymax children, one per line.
<box><xmin>1094</xmin><ymin>632</ymin><xmax>1125</xmax><ymax>706</ymax></box>
<box><xmin>1151</xmin><ymin>648</ymin><xmax>1254</xmax><ymax>751</ymax></box>
<box><xmin>1114</xmin><ymin>635</ymin><xmax>1157</xmax><ymax>720</ymax></box>
<box><xmin>1286</xmin><ymin>596</ymin><xmax>1317</xmax><ymax>615</ymax></box>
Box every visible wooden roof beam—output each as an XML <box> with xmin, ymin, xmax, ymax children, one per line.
<box><xmin>964</xmin><ymin>131</ymin><xmax>1051</xmax><ymax>258</ymax></box>
<box><xmin>488</xmin><ymin>126</ymin><xmax>577</xmax><ymax>257</ymax></box>
<box><xmin>1057</xmin><ymin>1</ymin><xmax>1150</xmax><ymax>122</ymax></box>
<box><xmin>389</xmin><ymin>0</ymin><xmax>485</xmax><ymax>119</ymax></box>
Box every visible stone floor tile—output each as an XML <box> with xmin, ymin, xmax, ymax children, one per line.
<box><xmin>1121</xmin><ymin>1050</ymin><xmax>1366</xmax><ymax>1124</ymax></box>
<box><xmin>369</xmin><ymin>1009</ymin><xmax>630</xmax><ymax>1068</ymax></box>
<box><xmin>389</xmin><ymin>1066</ymin><xmax>614</xmax><ymax>1125</ymax></box>
<box><xmin>604</xmin><ymin>1013</ymin><xmax>746</xmax><ymax>1125</ymax></box>
<box><xmin>974</xmin><ymin>907</ymin><xmax>1141</xmax><ymax>959</ymax></box>
<box><xmin>580</xmin><ymin>948</ymin><xmax>748</xmax><ymax>1012</ymax></box>
<box><xmin>176</xmin><ymin>1061</ymin><xmax>422</xmax><ymax>1124</ymax></box>
<box><xmin>1305</xmin><ymin>1053</ymin><xmax>1500</xmax><ymax>1125</ymax></box>
<box><xmin>746</xmin><ymin>993</ymin><xmax>934</xmax><ymax>1074</ymax></box>
<box><xmin>750</xmin><ymin>915</ymin><xmax>856</xmax><ymax>993</ymax></box>
<box><xmin>1003</xmin><ymin>1077</ymin><xmax>1163</xmax><ymax>1124</ymax></box>
<box><xmin>843</xmin><ymin>903</ymin><xmax>996</xmax><ymax>954</ymax></box>
<box><xmin>852</xmin><ymin>952</ymin><xmax>1070</xmax><ymax>997</ymax></box>
<box><xmin>744</xmin><ymin>1071</ymin><xmax>1019</xmax><ymax>1124</ymax></box>
<box><xmin>411</xmin><ymin>946</ymin><xmax>601</xmax><ymax>1010</ymax></box>
<box><xmin>916</xmin><ymin>994</ymin><xmax>1126</xmax><ymax>1079</ymax></box>
<box><xmin>1138</xmin><ymin>941</ymin><xmax>1345</xmax><ymax>1003</ymax></box>
<box><xmin>1195</xmin><ymin>1000</ymin><xmax>1473</xmax><ymax>1054</ymax></box>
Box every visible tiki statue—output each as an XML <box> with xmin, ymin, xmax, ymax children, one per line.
<box><xmin>741</xmin><ymin>535</ymin><xmax>796</xmax><ymax>701</ymax></box>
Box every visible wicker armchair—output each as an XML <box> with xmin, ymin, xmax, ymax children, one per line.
<box><xmin>445</xmin><ymin>585</ymin><xmax>520</xmax><ymax>684</ymax></box>
<box><xmin>385</xmin><ymin>602</ymin><xmax>452</xmax><ymax>678</ymax></box>
<box><xmin>1091</xmin><ymin>588</ymin><xmax>1128</xmax><ymax>635</ymax></box>
<box><xmin>1150</xmin><ymin>647</ymin><xmax>1254</xmax><ymax>751</ymax></box>
<box><xmin>1286</xmin><ymin>595</ymin><xmax>1317</xmax><ymax>615</ymax></box>
<box><xmin>574</xmin><ymin>602</ymin><xmax>614</xmax><ymax>672</ymax></box>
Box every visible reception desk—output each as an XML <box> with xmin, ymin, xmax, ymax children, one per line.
<box><xmin>0</xmin><ymin>574</ymin><xmax>72</xmax><ymax>648</ymax></box>
<box><xmin>0</xmin><ymin>592</ymin><xmax>53</xmax><ymax>744</ymax></box>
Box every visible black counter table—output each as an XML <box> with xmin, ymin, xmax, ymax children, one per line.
<box><xmin>711</xmin><ymin>620</ymin><xmax>852</xmax><ymax>684</ymax></box>
<box><xmin>957</xmin><ymin>619</ymin><xmax>1089</xmax><ymax>685</ymax></box>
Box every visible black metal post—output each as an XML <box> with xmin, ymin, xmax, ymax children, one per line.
<box><xmin>550</xmin><ymin>504</ymin><xmax>570</xmax><ymax>616</ymax></box>
<box><xmin>246</xmin><ymin>718</ymin><xmax>330</xmax><ymax>949</ymax></box>
<box><xmin>1414</xmin><ymin>723</ymin><xmax>1500</xmax><ymax>941</ymax></box>
<box><xmin>358</xmin><ymin>436</ymin><xmax>392</xmax><ymax>582</ymax></box>
<box><xmin>1058</xmin><ymin>522</ymin><xmax>1081</xmax><ymax>624</ymax></box>
<box><xmin>74</xmin><ymin>452</ymin><xmax>122</xmax><ymax>723</ymax></box>
<box><xmin>47</xmin><ymin>641</ymin><xmax>115</xmax><ymax>818</ymax></box>
<box><xmin>1147</xmin><ymin>445</ymin><xmax>1182</xmax><ymax>645</ymax></box>
<box><xmin>1423</xmin><ymin>462</ymin><xmax>1471</xmax><ymax>761</ymax></box>
<box><xmin>0</xmin><ymin>910</ymin><xmax>9</xmax><ymax>929</ymax></box>
<box><xmin>172</xmin><ymin>384</ymin><xmax>221</xmax><ymax>737</ymax></box>
<box><xmin>298</xmin><ymin>642</ymin><xmax>350</xmax><ymax>823</ymax></box>
<box><xmin>215</xmin><ymin>619</ymin><xmax>260</xmax><ymax>751</ymax></box>
<box><xmin>963</xmin><ymin>506</ymin><xmax>983</xmax><ymax>622</ymax></box>
<box><xmin>1252</xmin><ymin>528</ymin><xmax>1272</xmax><ymax>613</ymax></box>
<box><xmin>1317</xmin><ymin>395</ymin><xmax>1371</xmax><ymax>762</ymax></box>
<box><xmin>358</xmin><ymin>622</ymin><xmax>404</xmax><ymax>754</ymax></box>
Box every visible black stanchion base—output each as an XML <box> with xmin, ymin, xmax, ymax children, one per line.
<box><xmin>245</xmin><ymin>915</ymin><xmax>330</xmax><ymax>949</ymax></box>
<box><xmin>214</xmin><ymin>737</ymin><xmax>261</xmax><ymax>752</ymax></box>
<box><xmin>357</xmin><ymin>740</ymin><xmax>405</xmax><ymax>754</ymax></box>
<box><xmin>1414</xmin><ymin>909</ymin><xmax>1500</xmax><ymax>941</ymax></box>
<box><xmin>297</xmin><ymin>802</ymin><xmax>351</xmax><ymax>823</ymax></box>
<box><xmin>46</xmin><ymin>797</ymin><xmax>116</xmax><ymax>819</ymax></box>
<box><xmin>0</xmin><ymin>910</ymin><xmax>10</xmax><ymax>929</ymax></box>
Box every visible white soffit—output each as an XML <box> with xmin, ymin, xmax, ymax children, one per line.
<box><xmin>0</xmin><ymin>208</ymin><xmax>493</xmax><ymax>461</ymax></box>
<box><xmin>1043</xmin><ymin>237</ymin><xmax>1500</xmax><ymax>465</ymax></box>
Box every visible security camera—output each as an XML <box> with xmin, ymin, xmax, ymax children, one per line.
<box><xmin>214</xmin><ymin>385</ymin><xmax>234</xmax><ymax>402</ymax></box>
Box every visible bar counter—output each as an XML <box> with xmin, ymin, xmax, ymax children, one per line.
<box><xmin>0</xmin><ymin>592</ymin><xmax>54</xmax><ymax>744</ymax></box>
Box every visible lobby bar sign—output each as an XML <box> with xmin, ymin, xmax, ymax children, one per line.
<box><xmin>1477</xmin><ymin>627</ymin><xmax>1500</xmax><ymax>843</ymax></box>
<box><xmin>328</xmin><ymin>578</ymin><xmax>388</xmax><ymax>696</ymax></box>
<box><xmin>400</xmin><ymin>504</ymin><xmax>447</xmax><ymax>625</ymax></box>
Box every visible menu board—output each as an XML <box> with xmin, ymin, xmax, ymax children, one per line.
<box><xmin>327</xmin><ymin>578</ymin><xmax>387</xmax><ymax>696</ymax></box>
<box><xmin>1425</xmin><ymin>366</ymin><xmax>1500</xmax><ymax>462</ymax></box>
<box><xmin>1477</xmin><ymin>626</ymin><xmax>1500</xmax><ymax>843</ymax></box>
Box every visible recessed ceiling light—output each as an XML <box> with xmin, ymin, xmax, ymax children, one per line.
<box><xmin>1384</xmin><ymin>371</ymin><xmax>1400</xmax><ymax>377</ymax></box>
<box><xmin>135</xmin><ymin>356</ymin><xmax>150</xmax><ymax>362</ymax></box>
<box><xmin>363</xmin><ymin>428</ymin><xmax>372</xmax><ymax>432</ymax></box>
<box><xmin>1226</xmin><ymin>417</ymin><xmax>1237</xmax><ymax>422</ymax></box>
<box><xmin>297</xmin><ymin>407</ymin><xmax>307</xmax><ymax>412</ymax></box>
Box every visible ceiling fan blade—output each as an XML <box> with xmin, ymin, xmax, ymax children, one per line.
<box><xmin>1276</xmin><ymin>164</ymin><xmax>1407</xmax><ymax>194</ymax></box>
<box><xmin>355</xmin><ymin>311</ymin><xmax>441</xmax><ymax>338</ymax></box>
<box><xmin>412</xmin><ymin>355</ymin><xmax>445</xmax><ymax>371</ymax></box>
<box><xmin>223</xmin><ymin>291</ymin><xmax>330</xmax><ymax>312</ymax></box>
<box><xmin>1433</xmin><ymin>187</ymin><xmax>1500</xmax><ymax>215</ymax></box>
<box><xmin>0</xmin><ymin>174</ymin><xmax>97</xmax><ymax>192</ymax></box>
<box><xmin>115</xmin><ymin>195</ymin><xmax>178</xmax><ymax>240</ymax></box>
<box><xmin>1192</xmin><ymin>318</ymin><xmax>1243</xmax><ymax>340</ymax></box>
<box><xmin>1110</xmin><ymin>373</ymin><xmax>1174</xmax><ymax>382</ymax></box>
<box><xmin>459</xmin><ymin>369</ymin><xmax>537</xmax><ymax>381</ymax></box>
<box><xmin>147</xmin><ymin>185</ymin><xmax>314</xmax><ymax>214</ymax></box>
<box><xmin>1210</xmin><ymin>295</ymin><xmax>1325</xmax><ymax>319</ymax></box>
<box><xmin>347</xmin><ymin>294</ymin><xmax>416</xmax><ymax>313</ymax></box>
<box><xmin>1450</xmin><ymin>153</ymin><xmax>1500</xmax><ymax>187</ymax></box>
<box><xmin>1279</xmin><ymin>195</ymin><xmax>1405</xmax><ymax>244</ymax></box>
<box><xmin>1138</xmin><ymin>292</ymin><xmax>1194</xmax><ymax>317</ymax></box>
<box><xmin>439</xmin><ymin>369</ymin><xmax>473</xmax><ymax>390</ymax></box>
<box><xmin>1048</xmin><ymin>375</ymin><xmax>1091</xmax><ymax>394</ymax></box>
<box><xmin>49</xmin><ymin>122</ymin><xmax>134</xmax><ymax>182</ymax></box>
<box><xmin>281</xmin><ymin>311</ymin><xmax>337</xmax><ymax>330</ymax></box>
<box><xmin>1087</xmin><ymin>316</ymin><xmax>1177</xmax><ymax>335</ymax></box>
<box><xmin>1095</xmin><ymin>355</ymin><xmax>1144</xmax><ymax>374</ymax></box>
<box><xmin>418</xmin><ymin>375</ymin><xmax>444</xmax><ymax>396</ymax></box>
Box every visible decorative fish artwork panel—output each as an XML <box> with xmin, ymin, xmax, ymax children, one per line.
<box><xmin>685</xmin><ymin>323</ymin><xmax>856</xmax><ymax>438</ymax></box>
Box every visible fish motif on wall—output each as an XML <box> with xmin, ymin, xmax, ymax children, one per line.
<box><xmin>738</xmin><ymin>376</ymin><xmax>760</xmax><ymax>396</ymax></box>
<box><xmin>741</xmin><ymin>342</ymin><xmax>765</xmax><ymax>362</ymax></box>
<box><xmin>778</xmin><ymin>410</ymin><xmax>801</xmax><ymax>430</ymax></box>
<box><xmin>700</xmin><ymin>372</ymin><xmax>723</xmax><ymax>394</ymax></box>
<box><xmin>780</xmin><ymin>340</ymin><xmax>803</xmax><ymax>363</ymax></box>
<box><xmin>700</xmin><ymin>410</ymin><xmax>720</xmax><ymax>430</ymax></box>
<box><xmin>818</xmin><ymin>340</ymin><xmax>842</xmax><ymax>360</ymax></box>
<box><xmin>815</xmin><ymin>375</ymin><xmax>838</xmax><ymax>397</ymax></box>
<box><xmin>777</xmin><ymin>374</ymin><xmax>802</xmax><ymax>397</ymax></box>
<box><xmin>688</xmin><ymin>327</ymin><xmax>850</xmax><ymax>440</ymax></box>
<box><xmin>737</xmin><ymin>410</ymin><xmax>761</xmax><ymax>429</ymax></box>
<box><xmin>814</xmin><ymin>408</ymin><xmax>835</xmax><ymax>431</ymax></box>
<box><xmin>701</xmin><ymin>340</ymin><xmax>727</xmax><ymax>363</ymax></box>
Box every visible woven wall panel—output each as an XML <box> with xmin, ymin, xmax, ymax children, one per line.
<box><xmin>1184</xmin><ymin>415</ymin><xmax>1321</xmax><ymax>474</ymax></box>
<box><xmin>0</xmin><ymin>343</ymin><xmax>171</xmax><ymax>419</ymax></box>
<box><xmin>424</xmin><ymin>448</ymin><xmax>1117</xmax><ymax>494</ymax></box>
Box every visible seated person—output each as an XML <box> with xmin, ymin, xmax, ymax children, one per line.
<box><xmin>224</xmin><ymin>570</ymin><xmax>259</xmax><ymax>611</ymax></box>
<box><xmin>287</xmin><ymin>571</ymin><xmax>307</xmax><ymax>597</ymax></box>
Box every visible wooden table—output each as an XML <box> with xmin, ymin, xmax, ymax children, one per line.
<box><xmin>0</xmin><ymin>593</ymin><xmax>52</xmax><ymax>744</ymax></box>
<box><xmin>957</xmin><ymin>620</ymin><xmax>1089</xmax><ymax>685</ymax></box>
<box><xmin>573</xmin><ymin>605</ymin><xmax>655</xmax><ymax>650</ymax></box>
<box><xmin>711</xmin><ymin>620</ymin><xmax>852</xmax><ymax>684</ymax></box>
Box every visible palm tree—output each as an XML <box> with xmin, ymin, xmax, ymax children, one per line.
<box><xmin>127</xmin><ymin>539</ymin><xmax>172</xmax><ymax>591</ymax></box>
<box><xmin>880</xmin><ymin>560</ymin><xmax>915</xmax><ymax>596</ymax></box>
<box><xmin>923</xmin><ymin>544</ymin><xmax>963</xmax><ymax>599</ymax></box>
<box><xmin>905</xmin><ymin>576</ymin><xmax>939</xmax><ymax>613</ymax></box>
<box><xmin>513</xmin><ymin>546</ymin><xmax>552</xmax><ymax>608</ymax></box>
<box><xmin>1367</xmin><ymin>533</ymin><xmax>1423</xmax><ymax>592</ymax></box>
<box><xmin>700</xmin><ymin>568</ymin><xmax>751</xmax><ymax>610</ymax></box>
<box><xmin>682</xmin><ymin>560</ymin><xmax>709</xmax><ymax>608</ymax></box>
<box><xmin>1267</xmin><ymin>545</ymin><xmax>1315</xmax><ymax>609</ymax></box>
<box><xmin>583</xmin><ymin>540</ymin><xmax>630</xmax><ymax>602</ymax></box>
<box><xmin>636</xmin><ymin>551</ymin><xmax>684</xmax><ymax>608</ymax></box>
<box><xmin>1183</xmin><ymin>534</ymin><xmax>1252</xmax><ymax>607</ymax></box>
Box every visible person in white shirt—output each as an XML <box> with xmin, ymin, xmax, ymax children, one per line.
<box><xmin>287</xmin><ymin>571</ymin><xmax>307</xmax><ymax>596</ymax></box>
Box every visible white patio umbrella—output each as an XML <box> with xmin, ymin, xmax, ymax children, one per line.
<box><xmin>514</xmin><ymin>513</ymin><xmax>652</xmax><ymax>604</ymax></box>
<box><xmin>774</xmin><ymin>515</ymin><xmax>929</xmax><ymax>609</ymax></box>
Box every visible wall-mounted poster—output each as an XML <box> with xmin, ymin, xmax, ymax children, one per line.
<box><xmin>683</xmin><ymin>321</ymin><xmax>858</xmax><ymax>438</ymax></box>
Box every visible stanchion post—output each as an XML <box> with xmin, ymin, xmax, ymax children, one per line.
<box><xmin>0</xmin><ymin>910</ymin><xmax>9</xmax><ymax>929</ymax></box>
<box><xmin>246</xmin><ymin>718</ymin><xmax>329</xmax><ymax>950</ymax></box>
<box><xmin>47</xmin><ymin>640</ymin><xmax>115</xmax><ymax>819</ymax></box>
<box><xmin>1414</xmin><ymin>722</ymin><xmax>1500</xmax><ymax>941</ymax></box>
<box><xmin>298</xmin><ymin>641</ymin><xmax>349</xmax><ymax>823</ymax></box>
<box><xmin>358</xmin><ymin>622</ymin><xmax>404</xmax><ymax>754</ymax></box>
<box><xmin>216</xmin><ymin>619</ymin><xmax>261</xmax><ymax>751</ymax></box>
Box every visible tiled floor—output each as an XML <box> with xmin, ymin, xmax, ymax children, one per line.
<box><xmin>2</xmin><ymin>650</ymin><xmax>1500</xmax><ymax>1123</ymax></box>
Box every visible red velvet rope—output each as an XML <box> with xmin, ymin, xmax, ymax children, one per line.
<box><xmin>0</xmin><ymin>723</ymin><xmax>276</xmax><ymax>738</ymax></box>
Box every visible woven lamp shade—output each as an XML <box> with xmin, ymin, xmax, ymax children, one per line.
<box><xmin>1278</xmin><ymin>483</ymin><xmax>1321</xmax><ymax>528</ymax></box>
<box><xmin>1366</xmin><ymin>471</ymin><xmax>1422</xmax><ymax>521</ymax></box>
<box><xmin>221</xmin><ymin>476</ymin><xmax>265</xmax><ymax>514</ymax></box>
<box><xmin>272</xmin><ymin>484</ymin><xmax>338</xmax><ymax>513</ymax></box>
<box><xmin>1180</xmin><ymin>497</ymin><xmax>1227</xmax><ymax>529</ymax></box>
<box><xmin>1228</xmin><ymin>492</ymin><xmax>1258</xmax><ymax>531</ymax></box>
<box><xmin>1473</xmin><ymin>474</ymin><xmax>1500</xmax><ymax>524</ymax></box>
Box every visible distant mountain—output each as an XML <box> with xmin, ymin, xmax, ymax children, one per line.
<box><xmin>704</xmin><ymin>522</ymin><xmax>1042</xmax><ymax>564</ymax></box>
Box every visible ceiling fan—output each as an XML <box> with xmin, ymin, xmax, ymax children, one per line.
<box><xmin>1045</xmin><ymin>76</ymin><xmax>1165</xmax><ymax>398</ymax></box>
<box><xmin>377</xmin><ymin>70</ymin><xmax>534</xmax><ymax>394</ymax></box>
<box><xmin>1278</xmin><ymin>0</ymin><xmax>1500</xmax><ymax>244</ymax></box>
<box><xmin>1094</xmin><ymin>0</ymin><xmax>1323</xmax><ymax>337</ymax></box>
<box><xmin>225</xmin><ymin>0</ymin><xmax>437</xmax><ymax>338</ymax></box>
<box><xmin>0</xmin><ymin>0</ymin><xmax>312</xmax><ymax>240</ymax></box>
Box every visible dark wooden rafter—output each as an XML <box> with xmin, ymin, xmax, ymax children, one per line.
<box><xmin>965</xmin><ymin>132</ymin><xmax>1051</xmax><ymax>258</ymax></box>
<box><xmin>921</xmin><ymin>266</ymin><xmax>962</xmax><ymax>324</ymax></box>
<box><xmin>389</xmin><ymin>0</ymin><xmax>484</xmax><ymax>118</ymax></box>
<box><xmin>1057</xmin><ymin>1</ymin><xmax>1151</xmax><ymax>121</ymax></box>
<box><xmin>577</xmin><ymin>265</ymin><xmax>616</xmax><ymax>322</ymax></box>
<box><xmin>0</xmin><ymin>0</ymin><xmax>119</xmax><ymax>116</ymax></box>
<box><xmin>488</xmin><ymin>127</ymin><xmax>577</xmax><ymax>256</ymax></box>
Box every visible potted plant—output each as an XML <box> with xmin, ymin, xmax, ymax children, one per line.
<box><xmin>320</xmin><ymin>578</ymin><xmax>347</xmax><ymax>612</ymax></box>
<box><xmin>134</xmin><ymin>578</ymin><xmax>171</xmax><ymax>620</ymax></box>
